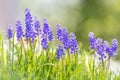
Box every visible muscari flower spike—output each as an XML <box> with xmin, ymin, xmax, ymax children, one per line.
<box><xmin>88</xmin><ymin>32</ymin><xmax>96</xmax><ymax>50</ymax></box>
<box><xmin>41</xmin><ymin>37</ymin><xmax>48</xmax><ymax>49</ymax></box>
<box><xmin>56</xmin><ymin>24</ymin><xmax>63</xmax><ymax>41</ymax></box>
<box><xmin>16</xmin><ymin>21</ymin><xmax>23</xmax><ymax>40</ymax></box>
<box><xmin>42</xmin><ymin>18</ymin><xmax>54</xmax><ymax>40</ymax></box>
<box><xmin>69</xmin><ymin>33</ymin><xmax>79</xmax><ymax>54</ymax></box>
<box><xmin>112</xmin><ymin>39</ymin><xmax>118</xmax><ymax>54</ymax></box>
<box><xmin>106</xmin><ymin>39</ymin><xmax>118</xmax><ymax>57</ymax></box>
<box><xmin>56</xmin><ymin>45</ymin><xmax>64</xmax><ymax>59</ymax></box>
<box><xmin>25</xmin><ymin>8</ymin><xmax>37</xmax><ymax>42</ymax></box>
<box><xmin>41</xmin><ymin>19</ymin><xmax>54</xmax><ymax>49</ymax></box>
<box><xmin>7</xmin><ymin>26</ymin><xmax>13</xmax><ymax>39</ymax></box>
<box><xmin>88</xmin><ymin>32</ymin><xmax>118</xmax><ymax>59</ymax></box>
<box><xmin>62</xmin><ymin>27</ymin><xmax>69</xmax><ymax>50</ymax></box>
<box><xmin>43</xmin><ymin>18</ymin><xmax>49</xmax><ymax>36</ymax></box>
<box><xmin>25</xmin><ymin>8</ymin><xmax>33</xmax><ymax>40</ymax></box>
<box><xmin>48</xmin><ymin>26</ymin><xmax>54</xmax><ymax>41</ymax></box>
<box><xmin>30</xmin><ymin>29</ymin><xmax>37</xmax><ymax>42</ymax></box>
<box><xmin>34</xmin><ymin>17</ymin><xmax>41</xmax><ymax>35</ymax></box>
<box><xmin>92</xmin><ymin>37</ymin><xmax>106</xmax><ymax>58</ymax></box>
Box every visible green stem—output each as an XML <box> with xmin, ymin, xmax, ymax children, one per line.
<box><xmin>101</xmin><ymin>56</ymin><xmax>105</xmax><ymax>70</ymax></box>
<box><xmin>12</xmin><ymin>31</ymin><xmax>15</xmax><ymax>70</ymax></box>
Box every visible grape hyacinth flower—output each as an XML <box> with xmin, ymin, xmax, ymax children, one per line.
<box><xmin>43</xmin><ymin>19</ymin><xmax>49</xmax><ymax>36</ymax></box>
<box><xmin>88</xmin><ymin>32</ymin><xmax>96</xmax><ymax>50</ymax></box>
<box><xmin>25</xmin><ymin>8</ymin><xmax>33</xmax><ymax>40</ymax></box>
<box><xmin>106</xmin><ymin>39</ymin><xmax>118</xmax><ymax>57</ymax></box>
<box><xmin>42</xmin><ymin>18</ymin><xmax>54</xmax><ymax>40</ymax></box>
<box><xmin>111</xmin><ymin>39</ymin><xmax>118</xmax><ymax>55</ymax></box>
<box><xmin>96</xmin><ymin>44</ymin><xmax>106</xmax><ymax>58</ymax></box>
<box><xmin>34</xmin><ymin>17</ymin><xmax>41</xmax><ymax>35</ymax></box>
<box><xmin>62</xmin><ymin>28</ymin><xmax>69</xmax><ymax>50</ymax></box>
<box><xmin>56</xmin><ymin>24</ymin><xmax>63</xmax><ymax>41</ymax></box>
<box><xmin>69</xmin><ymin>33</ymin><xmax>79</xmax><ymax>54</ymax></box>
<box><xmin>16</xmin><ymin>21</ymin><xmax>23</xmax><ymax>40</ymax></box>
<box><xmin>41</xmin><ymin>19</ymin><xmax>54</xmax><ymax>49</ymax></box>
<box><xmin>48</xmin><ymin>26</ymin><xmax>54</xmax><ymax>41</ymax></box>
<box><xmin>88</xmin><ymin>32</ymin><xmax>118</xmax><ymax>60</ymax></box>
<box><xmin>56</xmin><ymin>45</ymin><xmax>64</xmax><ymax>59</ymax></box>
<box><xmin>94</xmin><ymin>38</ymin><xmax>103</xmax><ymax>50</ymax></box>
<box><xmin>25</xmin><ymin>8</ymin><xmax>37</xmax><ymax>42</ymax></box>
<box><xmin>7</xmin><ymin>26</ymin><xmax>13</xmax><ymax>39</ymax></box>
<box><xmin>30</xmin><ymin>29</ymin><xmax>37</xmax><ymax>42</ymax></box>
<box><xmin>41</xmin><ymin>37</ymin><xmax>48</xmax><ymax>49</ymax></box>
<box><xmin>103</xmin><ymin>41</ymin><xmax>110</xmax><ymax>50</ymax></box>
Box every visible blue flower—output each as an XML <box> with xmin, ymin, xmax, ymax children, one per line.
<box><xmin>88</xmin><ymin>32</ymin><xmax>96</xmax><ymax>50</ymax></box>
<box><xmin>41</xmin><ymin>19</ymin><xmax>54</xmax><ymax>49</ymax></box>
<box><xmin>62</xmin><ymin>27</ymin><xmax>69</xmax><ymax>50</ymax></box>
<box><xmin>94</xmin><ymin>38</ymin><xmax>103</xmax><ymax>50</ymax></box>
<box><xmin>16</xmin><ymin>21</ymin><xmax>23</xmax><ymax>40</ymax></box>
<box><xmin>41</xmin><ymin>37</ymin><xmax>48</xmax><ymax>49</ymax></box>
<box><xmin>30</xmin><ymin>30</ymin><xmax>37</xmax><ymax>42</ymax></box>
<box><xmin>106</xmin><ymin>39</ymin><xmax>118</xmax><ymax>57</ymax></box>
<box><xmin>7</xmin><ymin>26</ymin><xmax>13</xmax><ymax>39</ymax></box>
<box><xmin>94</xmin><ymin>38</ymin><xmax>107</xmax><ymax>58</ymax></box>
<box><xmin>48</xmin><ymin>26</ymin><xmax>54</xmax><ymax>41</ymax></box>
<box><xmin>43</xmin><ymin>18</ymin><xmax>49</xmax><ymax>35</ymax></box>
<box><xmin>103</xmin><ymin>41</ymin><xmax>110</xmax><ymax>49</ymax></box>
<box><xmin>88</xmin><ymin>32</ymin><xmax>118</xmax><ymax>59</ymax></box>
<box><xmin>56</xmin><ymin>45</ymin><xmax>64</xmax><ymax>59</ymax></box>
<box><xmin>112</xmin><ymin>39</ymin><xmax>118</xmax><ymax>54</ymax></box>
<box><xmin>42</xmin><ymin>18</ymin><xmax>54</xmax><ymax>40</ymax></box>
<box><xmin>25</xmin><ymin>8</ymin><xmax>33</xmax><ymax>40</ymax></box>
<box><xmin>96</xmin><ymin>44</ymin><xmax>105</xmax><ymax>57</ymax></box>
<box><xmin>34</xmin><ymin>17</ymin><xmax>41</xmax><ymax>35</ymax></box>
<box><xmin>56</xmin><ymin>24</ymin><xmax>63</xmax><ymax>41</ymax></box>
<box><xmin>69</xmin><ymin>33</ymin><xmax>79</xmax><ymax>54</ymax></box>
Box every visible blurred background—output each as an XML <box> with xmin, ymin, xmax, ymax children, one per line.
<box><xmin>0</xmin><ymin>0</ymin><xmax>120</xmax><ymax>59</ymax></box>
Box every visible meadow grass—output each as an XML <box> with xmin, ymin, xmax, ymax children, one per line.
<box><xmin>0</xmin><ymin>33</ymin><xmax>120</xmax><ymax>80</ymax></box>
<box><xmin>0</xmin><ymin>8</ymin><xmax>119</xmax><ymax>80</ymax></box>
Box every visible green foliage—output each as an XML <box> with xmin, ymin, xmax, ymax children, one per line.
<box><xmin>0</xmin><ymin>33</ymin><xmax>119</xmax><ymax>80</ymax></box>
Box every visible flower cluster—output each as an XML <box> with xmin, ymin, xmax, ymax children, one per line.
<box><xmin>56</xmin><ymin>24</ymin><xmax>79</xmax><ymax>59</ymax></box>
<box><xmin>7</xmin><ymin>9</ymin><xmax>118</xmax><ymax>61</ymax></box>
<box><xmin>88</xmin><ymin>32</ymin><xmax>118</xmax><ymax>59</ymax></box>
<box><xmin>6</xmin><ymin>8</ymin><xmax>79</xmax><ymax>60</ymax></box>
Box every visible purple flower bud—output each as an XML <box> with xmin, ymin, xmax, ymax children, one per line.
<box><xmin>112</xmin><ymin>39</ymin><xmax>118</xmax><ymax>54</ymax></box>
<box><xmin>106</xmin><ymin>39</ymin><xmax>118</xmax><ymax>56</ymax></box>
<box><xmin>34</xmin><ymin>17</ymin><xmax>41</xmax><ymax>35</ymax></box>
<box><xmin>43</xmin><ymin>18</ymin><xmax>49</xmax><ymax>35</ymax></box>
<box><xmin>69</xmin><ymin>33</ymin><xmax>79</xmax><ymax>54</ymax></box>
<box><xmin>48</xmin><ymin>26</ymin><xmax>54</xmax><ymax>41</ymax></box>
<box><xmin>56</xmin><ymin>45</ymin><xmax>64</xmax><ymax>59</ymax></box>
<box><xmin>96</xmin><ymin>44</ymin><xmax>105</xmax><ymax>57</ymax></box>
<box><xmin>88</xmin><ymin>32</ymin><xmax>96</xmax><ymax>50</ymax></box>
<box><xmin>41</xmin><ymin>37</ymin><xmax>48</xmax><ymax>49</ymax></box>
<box><xmin>25</xmin><ymin>8</ymin><xmax>33</xmax><ymax>40</ymax></box>
<box><xmin>7</xmin><ymin>26</ymin><xmax>13</xmax><ymax>39</ymax></box>
<box><xmin>94</xmin><ymin>38</ymin><xmax>102</xmax><ymax>50</ymax></box>
<box><xmin>41</xmin><ymin>18</ymin><xmax>54</xmax><ymax>49</ymax></box>
<box><xmin>56</xmin><ymin>24</ymin><xmax>63</xmax><ymax>41</ymax></box>
<box><xmin>62</xmin><ymin>27</ymin><xmax>69</xmax><ymax>49</ymax></box>
<box><xmin>30</xmin><ymin>30</ymin><xmax>37</xmax><ymax>42</ymax></box>
<box><xmin>42</xmin><ymin>18</ymin><xmax>54</xmax><ymax>41</ymax></box>
<box><xmin>103</xmin><ymin>41</ymin><xmax>110</xmax><ymax>49</ymax></box>
<box><xmin>16</xmin><ymin>21</ymin><xmax>23</xmax><ymax>40</ymax></box>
